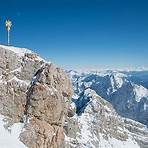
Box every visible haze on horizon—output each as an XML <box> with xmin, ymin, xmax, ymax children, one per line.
<box><xmin>0</xmin><ymin>0</ymin><xmax>148</xmax><ymax>70</ymax></box>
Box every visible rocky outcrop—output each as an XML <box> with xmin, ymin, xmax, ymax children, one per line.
<box><xmin>0</xmin><ymin>45</ymin><xmax>73</xmax><ymax>148</ymax></box>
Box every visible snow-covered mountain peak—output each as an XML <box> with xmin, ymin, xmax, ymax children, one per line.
<box><xmin>68</xmin><ymin>69</ymin><xmax>148</xmax><ymax>127</ymax></box>
<box><xmin>0</xmin><ymin>45</ymin><xmax>32</xmax><ymax>56</ymax></box>
<box><xmin>133</xmin><ymin>84</ymin><xmax>148</xmax><ymax>102</ymax></box>
<box><xmin>0</xmin><ymin>44</ymin><xmax>45</xmax><ymax>62</ymax></box>
<box><xmin>109</xmin><ymin>72</ymin><xmax>127</xmax><ymax>92</ymax></box>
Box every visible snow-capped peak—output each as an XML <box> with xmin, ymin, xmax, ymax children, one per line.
<box><xmin>133</xmin><ymin>84</ymin><xmax>148</xmax><ymax>102</ymax></box>
<box><xmin>0</xmin><ymin>44</ymin><xmax>46</xmax><ymax>62</ymax></box>
<box><xmin>0</xmin><ymin>45</ymin><xmax>32</xmax><ymax>57</ymax></box>
<box><xmin>109</xmin><ymin>72</ymin><xmax>127</xmax><ymax>92</ymax></box>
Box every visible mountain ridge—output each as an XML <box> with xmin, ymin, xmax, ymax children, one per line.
<box><xmin>67</xmin><ymin>69</ymin><xmax>148</xmax><ymax>126</ymax></box>
<box><xmin>0</xmin><ymin>44</ymin><xmax>148</xmax><ymax>148</ymax></box>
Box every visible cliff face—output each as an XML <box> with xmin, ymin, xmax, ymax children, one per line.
<box><xmin>0</xmin><ymin>45</ymin><xmax>73</xmax><ymax>148</ymax></box>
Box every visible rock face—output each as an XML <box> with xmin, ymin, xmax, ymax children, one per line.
<box><xmin>0</xmin><ymin>45</ymin><xmax>73</xmax><ymax>148</ymax></box>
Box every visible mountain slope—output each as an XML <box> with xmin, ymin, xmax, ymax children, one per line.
<box><xmin>65</xmin><ymin>70</ymin><xmax>148</xmax><ymax>148</ymax></box>
<box><xmin>64</xmin><ymin>88</ymin><xmax>148</xmax><ymax>148</ymax></box>
<box><xmin>0</xmin><ymin>45</ymin><xmax>73</xmax><ymax>148</ymax></box>
<box><xmin>67</xmin><ymin>70</ymin><xmax>148</xmax><ymax>126</ymax></box>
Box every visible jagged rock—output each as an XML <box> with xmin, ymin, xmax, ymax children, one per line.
<box><xmin>20</xmin><ymin>118</ymin><xmax>65</xmax><ymax>148</ymax></box>
<box><xmin>0</xmin><ymin>45</ymin><xmax>73</xmax><ymax>148</ymax></box>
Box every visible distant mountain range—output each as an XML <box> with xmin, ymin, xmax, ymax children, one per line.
<box><xmin>67</xmin><ymin>70</ymin><xmax>148</xmax><ymax>126</ymax></box>
<box><xmin>64</xmin><ymin>70</ymin><xmax>148</xmax><ymax>148</ymax></box>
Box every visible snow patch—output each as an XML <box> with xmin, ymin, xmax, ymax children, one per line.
<box><xmin>133</xmin><ymin>84</ymin><xmax>148</xmax><ymax>102</ymax></box>
<box><xmin>77</xmin><ymin>113</ymin><xmax>95</xmax><ymax>148</ymax></box>
<box><xmin>99</xmin><ymin>134</ymin><xmax>139</xmax><ymax>148</ymax></box>
<box><xmin>110</xmin><ymin>72</ymin><xmax>126</xmax><ymax>93</ymax></box>
<box><xmin>0</xmin><ymin>45</ymin><xmax>32</xmax><ymax>57</ymax></box>
<box><xmin>8</xmin><ymin>76</ymin><xmax>30</xmax><ymax>86</ymax></box>
<box><xmin>0</xmin><ymin>44</ymin><xmax>46</xmax><ymax>62</ymax></box>
<box><xmin>0</xmin><ymin>115</ymin><xmax>26</xmax><ymax>148</ymax></box>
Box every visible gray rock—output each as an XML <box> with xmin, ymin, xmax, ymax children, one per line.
<box><xmin>0</xmin><ymin>45</ymin><xmax>73</xmax><ymax>148</ymax></box>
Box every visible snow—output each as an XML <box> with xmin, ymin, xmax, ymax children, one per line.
<box><xmin>0</xmin><ymin>44</ymin><xmax>46</xmax><ymax>62</ymax></box>
<box><xmin>77</xmin><ymin>113</ymin><xmax>96</xmax><ymax>148</ymax></box>
<box><xmin>69</xmin><ymin>67</ymin><xmax>148</xmax><ymax>74</ymax></box>
<box><xmin>10</xmin><ymin>67</ymin><xmax>22</xmax><ymax>73</ymax></box>
<box><xmin>133</xmin><ymin>84</ymin><xmax>148</xmax><ymax>102</ymax></box>
<box><xmin>83</xmin><ymin>81</ymin><xmax>92</xmax><ymax>88</ymax></box>
<box><xmin>35</xmin><ymin>55</ymin><xmax>45</xmax><ymax>62</ymax></box>
<box><xmin>48</xmin><ymin>87</ymin><xmax>55</xmax><ymax>95</ymax></box>
<box><xmin>66</xmin><ymin>70</ymin><xmax>148</xmax><ymax>148</ymax></box>
<box><xmin>8</xmin><ymin>76</ymin><xmax>30</xmax><ymax>86</ymax></box>
<box><xmin>0</xmin><ymin>76</ymin><xmax>3</xmax><ymax>83</ymax></box>
<box><xmin>113</xmin><ymin>73</ymin><xmax>125</xmax><ymax>87</ymax></box>
<box><xmin>144</xmin><ymin>103</ymin><xmax>148</xmax><ymax>110</ymax></box>
<box><xmin>110</xmin><ymin>76</ymin><xmax>117</xmax><ymax>93</ymax></box>
<box><xmin>0</xmin><ymin>115</ymin><xmax>27</xmax><ymax>148</ymax></box>
<box><xmin>75</xmin><ymin>95</ymin><xmax>140</xmax><ymax>148</ymax></box>
<box><xmin>0</xmin><ymin>45</ymin><xmax>32</xmax><ymax>57</ymax></box>
<box><xmin>69</xmin><ymin>69</ymin><xmax>148</xmax><ymax>125</ymax></box>
<box><xmin>99</xmin><ymin>135</ymin><xmax>140</xmax><ymax>148</ymax></box>
<box><xmin>110</xmin><ymin>72</ymin><xmax>126</xmax><ymax>93</ymax></box>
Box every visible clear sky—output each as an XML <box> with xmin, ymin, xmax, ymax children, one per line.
<box><xmin>0</xmin><ymin>0</ymin><xmax>148</xmax><ymax>69</ymax></box>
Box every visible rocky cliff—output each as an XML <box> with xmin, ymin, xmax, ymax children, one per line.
<box><xmin>0</xmin><ymin>45</ymin><xmax>73</xmax><ymax>148</ymax></box>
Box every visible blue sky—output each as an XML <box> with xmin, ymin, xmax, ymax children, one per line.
<box><xmin>0</xmin><ymin>0</ymin><xmax>148</xmax><ymax>69</ymax></box>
